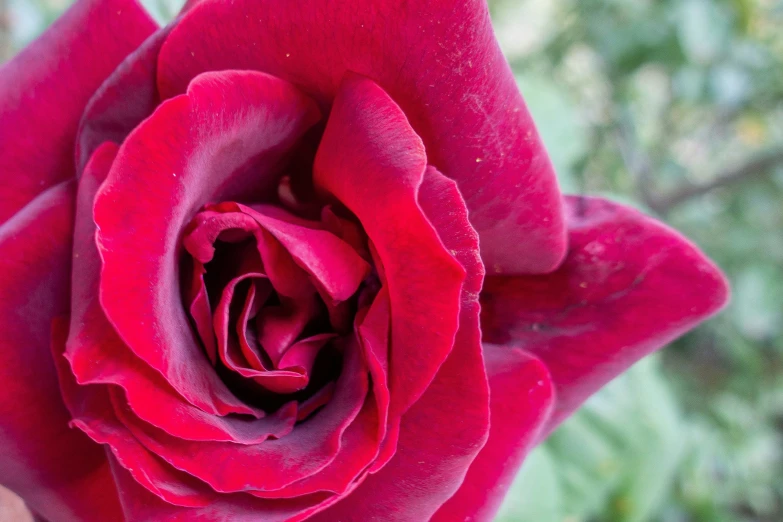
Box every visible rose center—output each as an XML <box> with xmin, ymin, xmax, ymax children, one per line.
<box><xmin>181</xmin><ymin>199</ymin><xmax>374</xmax><ymax>418</ymax></box>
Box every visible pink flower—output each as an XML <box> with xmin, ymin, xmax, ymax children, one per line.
<box><xmin>0</xmin><ymin>1</ymin><xmax>729</xmax><ymax>520</ymax></box>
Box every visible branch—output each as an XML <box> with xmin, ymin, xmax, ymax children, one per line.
<box><xmin>613</xmin><ymin>115</ymin><xmax>660</xmax><ymax>211</ymax></box>
<box><xmin>652</xmin><ymin>146</ymin><xmax>783</xmax><ymax>213</ymax></box>
<box><xmin>615</xmin><ymin>112</ymin><xmax>783</xmax><ymax>214</ymax></box>
<box><xmin>611</xmin><ymin>91</ymin><xmax>783</xmax><ymax>215</ymax></box>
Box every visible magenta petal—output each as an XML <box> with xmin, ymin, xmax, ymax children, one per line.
<box><xmin>186</xmin><ymin>259</ymin><xmax>219</xmax><ymax>364</ymax></box>
<box><xmin>107</xmin><ymin>456</ymin><xmax>335</xmax><ymax>522</ymax></box>
<box><xmin>94</xmin><ymin>70</ymin><xmax>320</xmax><ymax>417</ymax></box>
<box><xmin>0</xmin><ymin>0</ymin><xmax>155</xmax><ymax>224</ymax></box>
<box><xmin>237</xmin><ymin>282</ymin><xmax>274</xmax><ymax>371</ymax></box>
<box><xmin>0</xmin><ymin>183</ymin><xmax>123</xmax><ymax>521</ymax></box>
<box><xmin>213</xmin><ymin>274</ymin><xmax>264</xmax><ymax>372</ymax></box>
<box><xmin>481</xmin><ymin>196</ymin><xmax>730</xmax><ymax>433</ymax></box>
<box><xmin>156</xmin><ymin>0</ymin><xmax>566</xmax><ymax>273</ymax></box>
<box><xmin>66</xmin><ymin>143</ymin><xmax>306</xmax><ymax>447</ymax></box>
<box><xmin>432</xmin><ymin>347</ymin><xmax>554</xmax><ymax>522</ymax></box>
<box><xmin>76</xmin><ymin>27</ymin><xmax>169</xmax><ymax>175</ymax></box>
<box><xmin>113</xmin><ymin>338</ymin><xmax>369</xmax><ymax>493</ymax></box>
<box><xmin>58</xmin><ymin>320</ymin><xmax>326</xmax><ymax>516</ymax></box>
<box><xmin>256</xmin><ymin>293</ymin><xmax>321</xmax><ymax>366</ymax></box>
<box><xmin>55</xmin><ymin>324</ymin><xmax>216</xmax><ymax>508</ymax></box>
<box><xmin>311</xmin><ymin>167</ymin><xmax>490</xmax><ymax>521</ymax></box>
<box><xmin>254</xmin><ymin>393</ymin><xmax>382</xmax><ymax>500</ymax></box>
<box><xmin>242</xmin><ymin>204</ymin><xmax>371</xmax><ymax>302</ymax></box>
<box><xmin>357</xmin><ymin>287</ymin><xmax>395</xmax><ymax>472</ymax></box>
<box><xmin>315</xmin><ymin>74</ymin><xmax>466</xmax><ymax>424</ymax></box>
<box><xmin>213</xmin><ymin>275</ymin><xmax>327</xmax><ymax>395</ymax></box>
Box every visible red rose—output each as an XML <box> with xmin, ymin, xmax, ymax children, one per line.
<box><xmin>0</xmin><ymin>1</ymin><xmax>728</xmax><ymax>520</ymax></box>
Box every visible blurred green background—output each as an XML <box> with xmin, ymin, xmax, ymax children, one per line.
<box><xmin>2</xmin><ymin>1</ymin><xmax>781</xmax><ymax>521</ymax></box>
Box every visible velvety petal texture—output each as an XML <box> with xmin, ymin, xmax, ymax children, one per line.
<box><xmin>481</xmin><ymin>196</ymin><xmax>730</xmax><ymax>434</ymax></box>
<box><xmin>310</xmin><ymin>87</ymin><xmax>490</xmax><ymax>522</ymax></box>
<box><xmin>76</xmin><ymin>27</ymin><xmax>170</xmax><ymax>175</ymax></box>
<box><xmin>156</xmin><ymin>0</ymin><xmax>567</xmax><ymax>273</ymax></box>
<box><xmin>0</xmin><ymin>0</ymin><xmax>156</xmax><ymax>223</ymax></box>
<box><xmin>94</xmin><ymin>70</ymin><xmax>321</xmax><ymax>416</ymax></box>
<box><xmin>432</xmin><ymin>347</ymin><xmax>554</xmax><ymax>522</ymax></box>
<box><xmin>315</xmin><ymin>74</ymin><xmax>468</xmax><ymax>424</ymax></box>
<box><xmin>0</xmin><ymin>183</ymin><xmax>122</xmax><ymax>522</ymax></box>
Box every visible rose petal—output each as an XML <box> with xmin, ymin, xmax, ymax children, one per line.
<box><xmin>251</xmin><ymin>392</ymin><xmax>381</xmax><ymax>500</ymax></box>
<box><xmin>156</xmin><ymin>0</ymin><xmax>566</xmax><ymax>273</ymax></box>
<box><xmin>256</xmin><ymin>293</ymin><xmax>322</xmax><ymax>366</ymax></box>
<box><xmin>311</xmin><ymin>167</ymin><xmax>490</xmax><ymax>520</ymax></box>
<box><xmin>184</xmin><ymin>208</ymin><xmax>313</xmax><ymax>300</ymax></box>
<box><xmin>356</xmin><ymin>287</ymin><xmax>394</xmax><ymax>470</ymax></box>
<box><xmin>432</xmin><ymin>346</ymin><xmax>554</xmax><ymax>522</ymax></box>
<box><xmin>67</xmin><ymin>143</ymin><xmax>305</xmax><ymax>446</ymax></box>
<box><xmin>189</xmin><ymin>202</ymin><xmax>370</xmax><ymax>302</ymax></box>
<box><xmin>0</xmin><ymin>0</ymin><xmax>155</xmax><ymax>223</ymax></box>
<box><xmin>185</xmin><ymin>258</ymin><xmax>219</xmax><ymax>364</ymax></box>
<box><xmin>0</xmin><ymin>183</ymin><xmax>123</xmax><ymax>521</ymax></box>
<box><xmin>314</xmin><ymin>73</ymin><xmax>466</xmax><ymax>425</ymax></box>
<box><xmin>58</xmin><ymin>318</ymin><xmax>329</xmax><ymax>516</ymax></box>
<box><xmin>237</xmin><ymin>281</ymin><xmax>274</xmax><ymax>371</ymax></box>
<box><xmin>213</xmin><ymin>275</ymin><xmax>265</xmax><ymax>371</ymax></box>
<box><xmin>250</xmin><ymin>297</ymin><xmax>393</xmax><ymax>501</ymax></box>
<box><xmin>94</xmin><ymin>70</ymin><xmax>320</xmax><ymax>417</ymax></box>
<box><xmin>76</xmin><ymin>26</ymin><xmax>169</xmax><ymax>175</ymax></box>
<box><xmin>321</xmin><ymin>206</ymin><xmax>370</xmax><ymax>260</ymax></box>
<box><xmin>54</xmin><ymin>320</ymin><xmax>215</xmax><ymax>508</ymax></box>
<box><xmin>214</xmin><ymin>274</ymin><xmax>330</xmax><ymax>395</ymax></box>
<box><xmin>108</xmin><ymin>456</ymin><xmax>335</xmax><ymax>522</ymax></box>
<box><xmin>113</xmin><ymin>338</ymin><xmax>369</xmax><ymax>493</ymax></box>
<box><xmin>242</xmin><ymin>203</ymin><xmax>371</xmax><ymax>302</ymax></box>
<box><xmin>480</xmin><ymin>195</ymin><xmax>730</xmax><ymax>434</ymax></box>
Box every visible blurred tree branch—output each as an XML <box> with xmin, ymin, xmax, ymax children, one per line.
<box><xmin>613</xmin><ymin>111</ymin><xmax>662</xmax><ymax>211</ymax></box>
<box><xmin>615</xmin><ymin>109</ymin><xmax>783</xmax><ymax>215</ymax></box>
<box><xmin>653</xmin><ymin>146</ymin><xmax>783</xmax><ymax>213</ymax></box>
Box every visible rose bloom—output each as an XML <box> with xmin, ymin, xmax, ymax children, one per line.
<box><xmin>0</xmin><ymin>0</ymin><xmax>728</xmax><ymax>520</ymax></box>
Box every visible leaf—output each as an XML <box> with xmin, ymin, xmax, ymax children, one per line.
<box><xmin>495</xmin><ymin>356</ymin><xmax>687</xmax><ymax>522</ymax></box>
<box><xmin>494</xmin><ymin>448</ymin><xmax>564</xmax><ymax>522</ymax></box>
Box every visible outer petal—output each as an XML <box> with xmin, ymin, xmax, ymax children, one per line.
<box><xmin>55</xmin><ymin>319</ymin><xmax>217</xmax><ymax>509</ymax></box>
<box><xmin>432</xmin><ymin>347</ymin><xmax>554</xmax><ymax>522</ymax></box>
<box><xmin>107</xmin><ymin>456</ymin><xmax>335</xmax><ymax>522</ymax></box>
<box><xmin>76</xmin><ymin>27</ymin><xmax>170</xmax><ymax>175</ymax></box>
<box><xmin>109</xmin><ymin>337</ymin><xmax>370</xmax><ymax>498</ymax></box>
<box><xmin>156</xmin><ymin>0</ymin><xmax>567</xmax><ymax>273</ymax></box>
<box><xmin>481</xmin><ymin>196</ymin><xmax>730</xmax><ymax>434</ymax></box>
<box><xmin>57</xmin><ymin>320</ymin><xmax>333</xmax><ymax>518</ymax></box>
<box><xmin>0</xmin><ymin>0</ymin><xmax>156</xmax><ymax>223</ymax></box>
<box><xmin>0</xmin><ymin>183</ymin><xmax>123</xmax><ymax>521</ymax></box>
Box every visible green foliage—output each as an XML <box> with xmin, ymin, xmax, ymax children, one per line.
<box><xmin>496</xmin><ymin>358</ymin><xmax>688</xmax><ymax>522</ymax></box>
